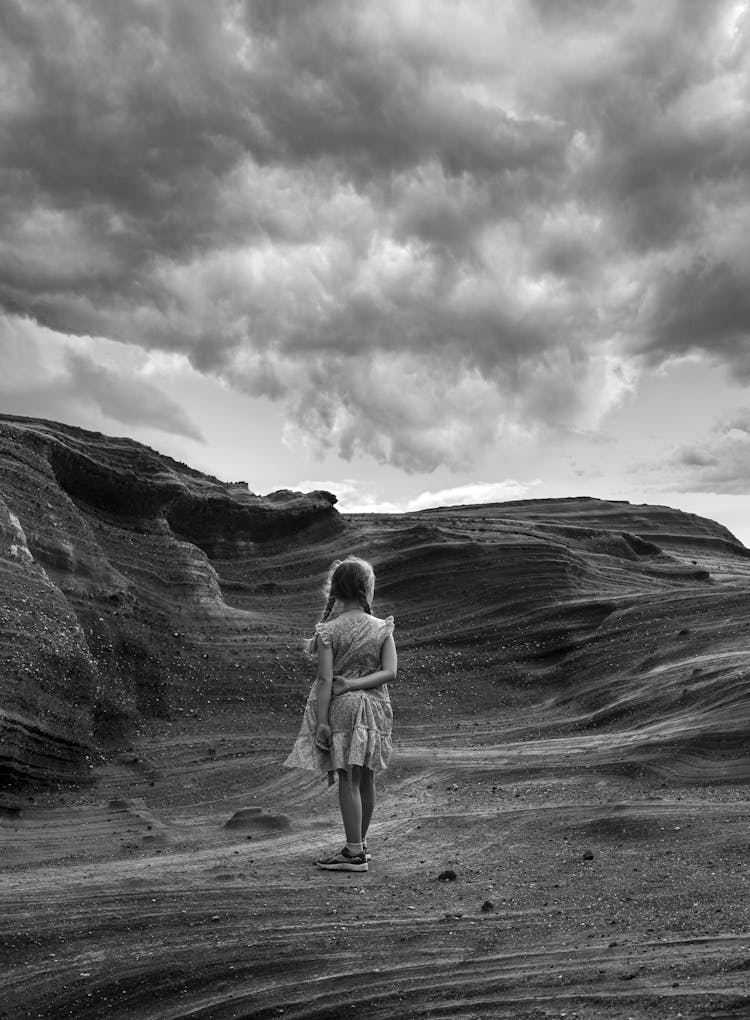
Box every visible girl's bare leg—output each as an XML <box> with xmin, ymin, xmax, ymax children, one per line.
<box><xmin>337</xmin><ymin>766</ymin><xmax>363</xmax><ymax>845</ymax></box>
<box><xmin>360</xmin><ymin>768</ymin><xmax>375</xmax><ymax>842</ymax></box>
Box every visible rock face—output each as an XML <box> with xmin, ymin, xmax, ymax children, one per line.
<box><xmin>373</xmin><ymin>497</ymin><xmax>750</xmax><ymax>777</ymax></box>
<box><xmin>0</xmin><ymin>415</ymin><xmax>342</xmax><ymax>786</ymax></box>
<box><xmin>2</xmin><ymin>414</ymin><xmax>750</xmax><ymax>792</ymax></box>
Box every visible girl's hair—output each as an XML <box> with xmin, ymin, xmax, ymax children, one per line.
<box><xmin>304</xmin><ymin>556</ymin><xmax>376</xmax><ymax>654</ymax></box>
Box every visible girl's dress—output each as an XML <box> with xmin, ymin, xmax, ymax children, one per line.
<box><xmin>284</xmin><ymin>611</ymin><xmax>394</xmax><ymax>775</ymax></box>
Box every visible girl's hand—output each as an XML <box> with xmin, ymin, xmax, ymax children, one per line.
<box><xmin>332</xmin><ymin>676</ymin><xmax>350</xmax><ymax>697</ymax></box>
<box><xmin>315</xmin><ymin>724</ymin><xmax>331</xmax><ymax>751</ymax></box>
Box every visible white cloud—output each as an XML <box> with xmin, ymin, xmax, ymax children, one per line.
<box><xmin>405</xmin><ymin>480</ymin><xmax>542</xmax><ymax>512</ymax></box>
<box><xmin>295</xmin><ymin>477</ymin><xmax>541</xmax><ymax>514</ymax></box>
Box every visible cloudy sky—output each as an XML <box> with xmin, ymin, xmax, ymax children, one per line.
<box><xmin>2</xmin><ymin>0</ymin><xmax>750</xmax><ymax>542</ymax></box>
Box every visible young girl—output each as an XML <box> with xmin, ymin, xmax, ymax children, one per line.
<box><xmin>284</xmin><ymin>556</ymin><xmax>397</xmax><ymax>873</ymax></box>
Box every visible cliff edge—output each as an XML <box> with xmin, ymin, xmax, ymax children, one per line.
<box><xmin>0</xmin><ymin>415</ymin><xmax>341</xmax><ymax>786</ymax></box>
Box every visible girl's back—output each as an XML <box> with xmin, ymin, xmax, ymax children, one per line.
<box><xmin>316</xmin><ymin>611</ymin><xmax>394</xmax><ymax>688</ymax></box>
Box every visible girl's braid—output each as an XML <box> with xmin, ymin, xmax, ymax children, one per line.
<box><xmin>320</xmin><ymin>592</ymin><xmax>336</xmax><ymax>622</ymax></box>
<box><xmin>358</xmin><ymin>583</ymin><xmax>372</xmax><ymax>615</ymax></box>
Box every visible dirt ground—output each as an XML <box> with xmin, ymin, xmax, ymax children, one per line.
<box><xmin>2</xmin><ymin>703</ymin><xmax>749</xmax><ymax>1020</ymax></box>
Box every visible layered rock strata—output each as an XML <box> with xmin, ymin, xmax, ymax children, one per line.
<box><xmin>2</xmin><ymin>413</ymin><xmax>749</xmax><ymax>792</ymax></box>
<box><xmin>0</xmin><ymin>415</ymin><xmax>341</xmax><ymax>787</ymax></box>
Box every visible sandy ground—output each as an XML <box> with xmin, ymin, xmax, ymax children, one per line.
<box><xmin>2</xmin><ymin>705</ymin><xmax>749</xmax><ymax>1020</ymax></box>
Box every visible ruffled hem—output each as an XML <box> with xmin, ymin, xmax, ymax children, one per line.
<box><xmin>330</xmin><ymin>725</ymin><xmax>392</xmax><ymax>771</ymax></box>
<box><xmin>283</xmin><ymin>731</ymin><xmax>392</xmax><ymax>774</ymax></box>
<box><xmin>283</xmin><ymin>736</ymin><xmax>332</xmax><ymax>772</ymax></box>
<box><xmin>283</xmin><ymin>687</ymin><xmax>393</xmax><ymax>775</ymax></box>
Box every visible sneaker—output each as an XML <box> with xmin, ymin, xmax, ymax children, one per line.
<box><xmin>316</xmin><ymin>847</ymin><xmax>368</xmax><ymax>872</ymax></box>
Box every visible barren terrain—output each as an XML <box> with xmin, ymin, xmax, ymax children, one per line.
<box><xmin>2</xmin><ymin>416</ymin><xmax>750</xmax><ymax>1019</ymax></box>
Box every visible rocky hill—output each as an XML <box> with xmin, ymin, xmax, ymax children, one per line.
<box><xmin>2</xmin><ymin>413</ymin><xmax>750</xmax><ymax>793</ymax></box>
<box><xmin>0</xmin><ymin>415</ymin><xmax>341</xmax><ymax>787</ymax></box>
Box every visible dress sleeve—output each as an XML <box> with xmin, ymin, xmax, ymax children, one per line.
<box><xmin>380</xmin><ymin>615</ymin><xmax>395</xmax><ymax>641</ymax></box>
<box><xmin>314</xmin><ymin>621</ymin><xmax>334</xmax><ymax>647</ymax></box>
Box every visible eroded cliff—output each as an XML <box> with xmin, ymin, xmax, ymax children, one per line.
<box><xmin>2</xmin><ymin>414</ymin><xmax>749</xmax><ymax>794</ymax></box>
<box><xmin>0</xmin><ymin>415</ymin><xmax>342</xmax><ymax>785</ymax></box>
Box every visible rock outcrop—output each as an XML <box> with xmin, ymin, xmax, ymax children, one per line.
<box><xmin>3</xmin><ymin>414</ymin><xmax>749</xmax><ymax>792</ymax></box>
<box><xmin>0</xmin><ymin>415</ymin><xmax>342</xmax><ymax>786</ymax></box>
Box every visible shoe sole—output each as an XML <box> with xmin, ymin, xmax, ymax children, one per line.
<box><xmin>316</xmin><ymin>861</ymin><xmax>368</xmax><ymax>872</ymax></box>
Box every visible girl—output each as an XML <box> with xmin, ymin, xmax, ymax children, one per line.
<box><xmin>284</xmin><ymin>556</ymin><xmax>397</xmax><ymax>873</ymax></box>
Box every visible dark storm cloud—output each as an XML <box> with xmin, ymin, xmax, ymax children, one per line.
<box><xmin>242</xmin><ymin>3</ymin><xmax>567</xmax><ymax>182</ymax></box>
<box><xmin>1</xmin><ymin>0</ymin><xmax>749</xmax><ymax>470</ymax></box>
<box><xmin>639</xmin><ymin>258</ymin><xmax>750</xmax><ymax>375</ymax></box>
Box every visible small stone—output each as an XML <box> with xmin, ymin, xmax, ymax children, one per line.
<box><xmin>437</xmin><ymin>869</ymin><xmax>457</xmax><ymax>882</ymax></box>
<box><xmin>480</xmin><ymin>900</ymin><xmax>494</xmax><ymax>913</ymax></box>
<box><xmin>582</xmin><ymin>849</ymin><xmax>594</xmax><ymax>861</ymax></box>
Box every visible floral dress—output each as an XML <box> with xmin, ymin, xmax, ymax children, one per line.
<box><xmin>284</xmin><ymin>611</ymin><xmax>394</xmax><ymax>775</ymax></box>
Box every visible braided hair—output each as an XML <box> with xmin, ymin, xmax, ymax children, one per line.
<box><xmin>320</xmin><ymin>592</ymin><xmax>337</xmax><ymax>622</ymax></box>
<box><xmin>305</xmin><ymin>556</ymin><xmax>376</xmax><ymax>653</ymax></box>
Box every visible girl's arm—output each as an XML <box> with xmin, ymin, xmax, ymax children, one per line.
<box><xmin>333</xmin><ymin>635</ymin><xmax>397</xmax><ymax>694</ymax></box>
<box><xmin>315</xmin><ymin>642</ymin><xmax>334</xmax><ymax>744</ymax></box>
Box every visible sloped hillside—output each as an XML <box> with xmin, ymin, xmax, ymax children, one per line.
<box><xmin>3</xmin><ymin>415</ymin><xmax>749</xmax><ymax>795</ymax></box>
<box><xmin>393</xmin><ymin>500</ymin><xmax>750</xmax><ymax>777</ymax></box>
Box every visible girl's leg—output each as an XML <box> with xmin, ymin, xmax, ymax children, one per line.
<box><xmin>360</xmin><ymin>768</ymin><xmax>375</xmax><ymax>842</ymax></box>
<box><xmin>337</xmin><ymin>766</ymin><xmax>363</xmax><ymax>845</ymax></box>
